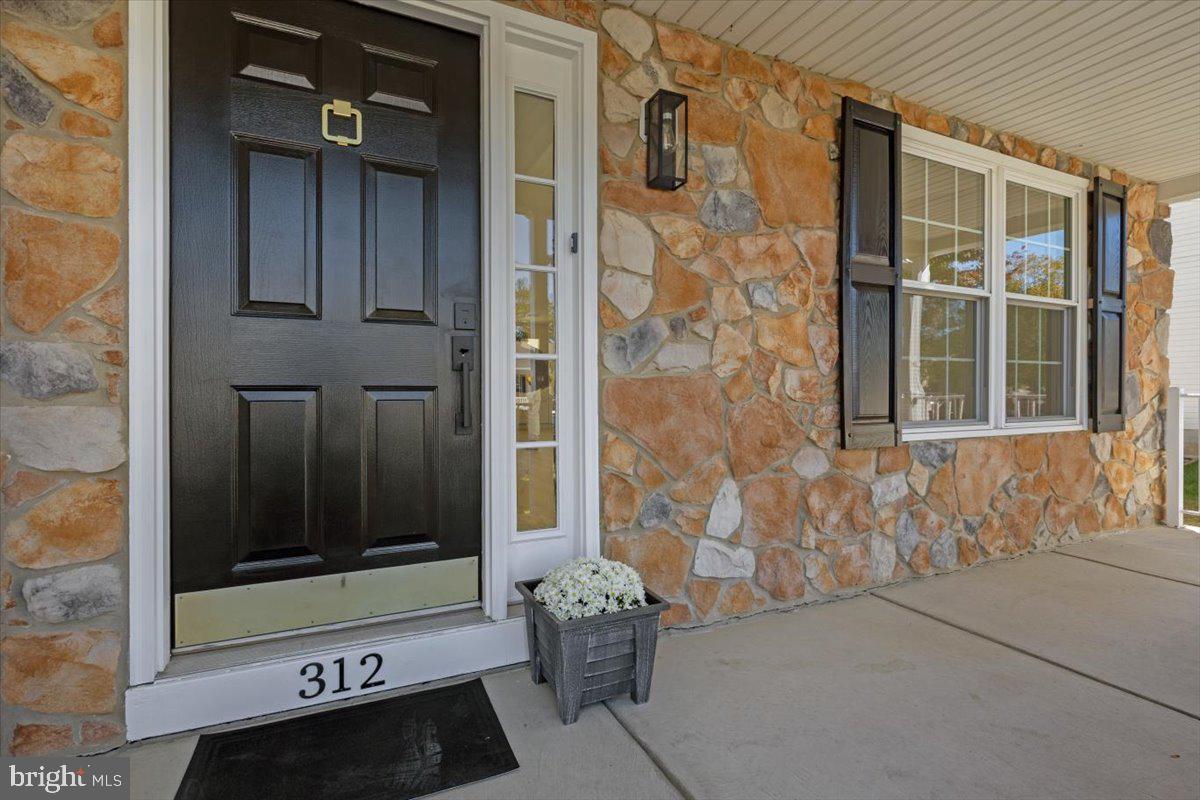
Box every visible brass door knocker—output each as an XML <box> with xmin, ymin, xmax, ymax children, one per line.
<box><xmin>321</xmin><ymin>99</ymin><xmax>362</xmax><ymax>146</ymax></box>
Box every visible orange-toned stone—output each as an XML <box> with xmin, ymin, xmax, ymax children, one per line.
<box><xmin>756</xmin><ymin>546</ymin><xmax>806</xmax><ymax>600</ymax></box>
<box><xmin>804</xmin><ymin>553</ymin><xmax>837</xmax><ymax>593</ymax></box>
<box><xmin>1038</xmin><ymin>147</ymin><xmax>1057</xmax><ymax>169</ymax></box>
<box><xmin>878</xmin><ymin>446</ymin><xmax>910</xmax><ymax>474</ymax></box>
<box><xmin>976</xmin><ymin>514</ymin><xmax>1007</xmax><ymax>556</ymax></box>
<box><xmin>795</xmin><ymin>229</ymin><xmax>838</xmax><ymax>288</ymax></box>
<box><xmin>652</xmin><ymin>218</ymin><xmax>706</xmax><ymax>259</ymax></box>
<box><xmin>1112</xmin><ymin>437</ymin><xmax>1135</xmax><ymax>465</ymax></box>
<box><xmin>833</xmin><ymin>449</ymin><xmax>874</xmax><ymax>483</ymax></box>
<box><xmin>2</xmin><ymin>24</ymin><xmax>123</xmax><ymax>119</ymax></box>
<box><xmin>807</xmin><ymin>325</ymin><xmax>837</xmax><ymax>376</ymax></box>
<box><xmin>81</xmin><ymin>721</ymin><xmax>122</xmax><ymax>748</ymax></box>
<box><xmin>1</xmin><ymin>134</ymin><xmax>121</xmax><ymax>217</ymax></box>
<box><xmin>756</xmin><ymin>311</ymin><xmax>815</xmax><ymax>367</ymax></box>
<box><xmin>777</xmin><ymin>268</ymin><xmax>812</xmax><ymax>310</ymax></box>
<box><xmin>687</xmin><ymin>253</ymin><xmax>732</xmax><ymax>283</ymax></box>
<box><xmin>722</xmin><ymin>77</ymin><xmax>759</xmax><ymax>111</ymax></box>
<box><xmin>96</xmin><ymin>349</ymin><xmax>125</xmax><ymax>366</ymax></box>
<box><xmin>712</xmin><ymin>324</ymin><xmax>752</xmax><ymax>378</ymax></box>
<box><xmin>1127</xmin><ymin>183</ymin><xmax>1157</xmax><ymax>221</ymax></box>
<box><xmin>802</xmin><ymin>74</ymin><xmax>833</xmax><ymax>108</ymax></box>
<box><xmin>92</xmin><ymin>10</ymin><xmax>124</xmax><ymax>48</ymax></box>
<box><xmin>1103</xmin><ymin>460</ymin><xmax>1134</xmax><ymax>498</ymax></box>
<box><xmin>81</xmin><ymin>284</ymin><xmax>126</xmax><ymax>329</ymax></box>
<box><xmin>744</xmin><ymin>119</ymin><xmax>834</xmax><ymax>227</ymax></box>
<box><xmin>1045</xmin><ymin>497</ymin><xmax>1077</xmax><ymax>535</ymax></box>
<box><xmin>1140</xmin><ymin>268</ymin><xmax>1174</xmax><ymax>309</ymax></box>
<box><xmin>58</xmin><ymin>317</ymin><xmax>119</xmax><ymax>345</ymax></box>
<box><xmin>1075</xmin><ymin>503</ymin><xmax>1101</xmax><ymax>535</ymax></box>
<box><xmin>601</xmin><ymin>472</ymin><xmax>642</xmax><ymax>530</ymax></box>
<box><xmin>689</xmin><ymin>578</ymin><xmax>721</xmax><ymax>618</ymax></box>
<box><xmin>804</xmin><ymin>474</ymin><xmax>872</xmax><ymax>536</ymax></box>
<box><xmin>741</xmin><ymin>475</ymin><xmax>801</xmax><ymax>546</ymax></box>
<box><xmin>911</xmin><ymin>503</ymin><xmax>947</xmax><ymax>540</ymax></box>
<box><xmin>3</xmin><ymin>479</ymin><xmax>123</xmax><ymax>569</ymax></box>
<box><xmin>1017</xmin><ymin>472</ymin><xmax>1051</xmax><ymax>498</ymax></box>
<box><xmin>723</xmin><ymin>369</ymin><xmax>755</xmax><ymax>404</ymax></box>
<box><xmin>600</xmin><ymin>299</ymin><xmax>625</xmax><ymax>329</ymax></box>
<box><xmin>892</xmin><ymin>96</ymin><xmax>926</xmax><ymax>127</ymax></box>
<box><xmin>105</xmin><ymin>372</ymin><xmax>120</xmax><ymax>404</ymax></box>
<box><xmin>957</xmin><ymin>536</ymin><xmax>980</xmax><ymax>566</ymax></box>
<box><xmin>603</xmin><ymin>180</ymin><xmax>697</xmax><ymax>214</ymax></box>
<box><xmin>926</xmin><ymin>462</ymin><xmax>958</xmax><ymax>517</ymax></box>
<box><xmin>637</xmin><ymin>457</ymin><xmax>668</xmax><ymax>490</ymax></box>
<box><xmin>1046</xmin><ymin>431</ymin><xmax>1098</xmax><ymax>503</ymax></box>
<box><xmin>669</xmin><ymin>456</ymin><xmax>728</xmax><ymax>504</ymax></box>
<box><xmin>2</xmin><ymin>471</ymin><xmax>63</xmax><ymax>510</ymax></box>
<box><xmin>674</xmin><ymin>66</ymin><xmax>720</xmax><ymax>93</ymax></box>
<box><xmin>725</xmin><ymin>48</ymin><xmax>771</xmax><ymax>83</ymax></box>
<box><xmin>10</xmin><ymin>723</ymin><xmax>73</xmax><ymax>756</ymax></box>
<box><xmin>1100</xmin><ymin>494</ymin><xmax>1127</xmax><ymax>530</ymax></box>
<box><xmin>651</xmin><ymin>248</ymin><xmax>708</xmax><ymax>314</ymax></box>
<box><xmin>830</xmin><ymin>80</ymin><xmax>871</xmax><ymax>102</ymax></box>
<box><xmin>749</xmin><ymin>349</ymin><xmax>776</xmax><ymax>387</ymax></box>
<box><xmin>607</xmin><ymin>528</ymin><xmax>692</xmax><ymax>597</ymax></box>
<box><xmin>715</xmin><ymin>230</ymin><xmax>799</xmax><ymax>282</ymax></box>
<box><xmin>688</xmin><ymin>94</ymin><xmax>741</xmax><ymax>144</ymax></box>
<box><xmin>955</xmin><ymin>438</ymin><xmax>1014</xmax><ymax>516</ymax></box>
<box><xmin>674</xmin><ymin>507</ymin><xmax>707</xmax><ymax>536</ymax></box>
<box><xmin>59</xmin><ymin>110</ymin><xmax>111</xmax><ymax>138</ymax></box>
<box><xmin>712</xmin><ymin>286</ymin><xmax>750</xmax><ymax>322</ymax></box>
<box><xmin>659</xmin><ymin>603</ymin><xmax>693</xmax><ymax>627</ymax></box>
<box><xmin>1</xmin><ymin>630</ymin><xmax>119</xmax><ymax>713</ymax></box>
<box><xmin>908</xmin><ymin>541</ymin><xmax>932</xmax><ymax>574</ymax></box>
<box><xmin>602</xmin><ymin>436</ymin><xmax>637</xmax><ymax>474</ymax></box>
<box><xmin>1002</xmin><ymin>495</ymin><xmax>1042</xmax><ymax>550</ymax></box>
<box><xmin>564</xmin><ymin>0</ymin><xmax>598</xmax><ymax>26</ymax></box>
<box><xmin>718</xmin><ymin>580</ymin><xmax>764</xmax><ymax>616</ymax></box>
<box><xmin>600</xmin><ymin>39</ymin><xmax>631</xmax><ymax>79</ymax></box>
<box><xmin>834</xmin><ymin>542</ymin><xmax>870</xmax><ymax>587</ymax></box>
<box><xmin>1013</xmin><ymin>434</ymin><xmax>1046</xmax><ymax>472</ymax></box>
<box><xmin>656</xmin><ymin>23</ymin><xmax>722</xmax><ymax>72</ymax></box>
<box><xmin>728</xmin><ymin>395</ymin><xmax>805</xmax><ymax>478</ymax></box>
<box><xmin>604</xmin><ymin>374</ymin><xmax>724</xmax><ymax>477</ymax></box>
<box><xmin>803</xmin><ymin>114</ymin><xmax>836</xmax><ymax>141</ymax></box>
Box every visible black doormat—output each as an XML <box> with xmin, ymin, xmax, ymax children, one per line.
<box><xmin>175</xmin><ymin>679</ymin><xmax>518</xmax><ymax>800</ymax></box>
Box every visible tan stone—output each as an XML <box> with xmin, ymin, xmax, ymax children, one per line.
<box><xmin>878</xmin><ymin>446</ymin><xmax>910</xmax><ymax>474</ymax></box>
<box><xmin>4</xmin><ymin>479</ymin><xmax>122</xmax><ymax>569</ymax></box>
<box><xmin>659</xmin><ymin>603</ymin><xmax>693</xmax><ymax>627</ymax></box>
<box><xmin>911</xmin><ymin>504</ymin><xmax>947</xmax><ymax>539</ymax></box>
<box><xmin>712</xmin><ymin>286</ymin><xmax>750</xmax><ymax>322</ymax></box>
<box><xmin>600</xmin><ymin>39</ymin><xmax>631</xmax><ymax>79</ymax></box>
<box><xmin>1101</xmin><ymin>493</ymin><xmax>1128</xmax><ymax>530</ymax></box>
<box><xmin>718</xmin><ymin>580</ymin><xmax>763</xmax><ymax>616</ymax></box>
<box><xmin>1012</xmin><ymin>137</ymin><xmax>1037</xmax><ymax>162</ymax></box>
<box><xmin>603</xmin><ymin>180</ymin><xmax>697</xmax><ymax>215</ymax></box>
<box><xmin>744</xmin><ymin>119</ymin><xmax>834</xmax><ymax>227</ymax></box>
<box><xmin>10</xmin><ymin>723</ymin><xmax>73</xmax><ymax>756</ymax></box>
<box><xmin>1</xmin><ymin>134</ymin><xmax>121</xmax><ymax>217</ymax></box>
<box><xmin>2</xmin><ymin>471</ymin><xmax>63</xmax><ymax>510</ymax></box>
<box><xmin>834</xmin><ymin>542</ymin><xmax>870</xmax><ymax>587</ymax></box>
<box><xmin>1003</xmin><ymin>495</ymin><xmax>1042</xmax><ymax>550</ymax></box>
<box><xmin>954</xmin><ymin>438</ymin><xmax>1014</xmax><ymax>516</ymax></box>
<box><xmin>689</xmin><ymin>578</ymin><xmax>721</xmax><ymax>618</ymax></box>
<box><xmin>675</xmin><ymin>66</ymin><xmax>720</xmax><ymax>93</ymax></box>
<box><xmin>1017</xmin><ymin>472</ymin><xmax>1051</xmax><ymax>499</ymax></box>
<box><xmin>92</xmin><ymin>10</ymin><xmax>124</xmax><ymax>48</ymax></box>
<box><xmin>741</xmin><ymin>475</ymin><xmax>801</xmax><ymax>546</ymax></box>
<box><xmin>1045</xmin><ymin>497</ymin><xmax>1077</xmax><ymax>536</ymax></box>
<box><xmin>687</xmin><ymin>253</ymin><xmax>732</xmax><ymax>283</ymax></box>
<box><xmin>715</xmin><ymin>230</ymin><xmax>799</xmax><ymax>282</ymax></box>
<box><xmin>804</xmin><ymin>474</ymin><xmax>872</xmax><ymax>536</ymax></box>
<box><xmin>1046</xmin><ymin>431</ymin><xmax>1098</xmax><ymax>503</ymax></box>
<box><xmin>802</xmin><ymin>75</ymin><xmax>833</xmax><ymax>108</ymax></box>
<box><xmin>808</xmin><ymin>325</ymin><xmax>838</xmax><ymax>375</ymax></box>
<box><xmin>1075</xmin><ymin>503</ymin><xmax>1101</xmax><ymax>535</ymax></box>
<box><xmin>1013</xmin><ymin>434</ymin><xmax>1047</xmax><ymax>472</ymax></box>
<box><xmin>926</xmin><ymin>462</ymin><xmax>958</xmax><ymax>517</ymax></box>
<box><xmin>893</xmin><ymin>96</ymin><xmax>926</xmax><ymax>127</ymax></box>
<box><xmin>1127</xmin><ymin>183</ymin><xmax>1157</xmax><ymax>221</ymax></box>
<box><xmin>651</xmin><ymin>217</ymin><xmax>705</xmax><ymax>259</ymax></box>
<box><xmin>804</xmin><ymin>553</ymin><xmax>837</xmax><ymax>593</ymax></box>
<box><xmin>722</xmin><ymin>48</ymin><xmax>769</xmax><ymax>83</ymax></box>
<box><xmin>755</xmin><ymin>546</ymin><xmax>806</xmax><ymax>600</ymax></box>
<box><xmin>602</xmin><ymin>435</ymin><xmax>638</xmax><ymax>474</ymax></box>
<box><xmin>2</xmin><ymin>24</ymin><xmax>123</xmax><ymax>119</ymax></box>
<box><xmin>908</xmin><ymin>541</ymin><xmax>932</xmax><ymax>574</ymax></box>
<box><xmin>656</xmin><ymin>23</ymin><xmax>722</xmax><ymax>72</ymax></box>
<box><xmin>803</xmin><ymin>114</ymin><xmax>836</xmax><ymax>141</ymax></box>
<box><xmin>81</xmin><ymin>284</ymin><xmax>125</xmax><ymax>329</ymax></box>
<box><xmin>637</xmin><ymin>457</ymin><xmax>668</xmax><ymax>490</ymax></box>
<box><xmin>794</xmin><ymin>229</ymin><xmax>838</xmax><ymax>288</ymax></box>
<box><xmin>1</xmin><ymin>209</ymin><xmax>121</xmax><ymax>334</ymax></box>
<box><xmin>604</xmin><ymin>374</ymin><xmax>724</xmax><ymax>477</ymax></box>
<box><xmin>771</xmin><ymin>61</ymin><xmax>803</xmax><ymax>101</ymax></box>
<box><xmin>601</xmin><ymin>472</ymin><xmax>642</xmax><ymax>530</ymax></box>
<box><xmin>650</xmin><ymin>248</ymin><xmax>707</xmax><ymax>315</ymax></box>
<box><xmin>607</xmin><ymin>529</ymin><xmax>692</xmax><ymax>597</ymax></box>
<box><xmin>81</xmin><ymin>721</ymin><xmax>122</xmax><ymax>747</ymax></box>
<box><xmin>674</xmin><ymin>507</ymin><xmax>707</xmax><ymax>536</ymax></box>
<box><xmin>777</xmin><ymin>268</ymin><xmax>812</xmax><ymax>310</ymax></box>
<box><xmin>1112</xmin><ymin>438</ymin><xmax>1135</xmax><ymax>465</ymax></box>
<box><xmin>58</xmin><ymin>316</ymin><xmax>119</xmax><ymax>345</ymax></box>
<box><xmin>783</xmin><ymin>367</ymin><xmax>824</xmax><ymax>403</ymax></box>
<box><xmin>722</xmin><ymin>77</ymin><xmax>759</xmax><ymax>111</ymax></box>
<box><xmin>59</xmin><ymin>110</ymin><xmax>111</xmax><ymax>138</ymax></box>
<box><xmin>756</xmin><ymin>311</ymin><xmax>814</xmax><ymax>368</ymax></box>
<box><xmin>669</xmin><ymin>456</ymin><xmax>728</xmax><ymax>505</ymax></box>
<box><xmin>956</xmin><ymin>536</ymin><xmax>980</xmax><ymax>567</ymax></box>
<box><xmin>688</xmin><ymin>94</ymin><xmax>740</xmax><ymax>145</ymax></box>
<box><xmin>749</xmin><ymin>349</ymin><xmax>776</xmax><ymax>386</ymax></box>
<box><xmin>728</xmin><ymin>395</ymin><xmax>805</xmax><ymax>478</ymax></box>
<box><xmin>976</xmin><ymin>514</ymin><xmax>1007</xmax><ymax>556</ymax></box>
<box><xmin>1103</xmin><ymin>460</ymin><xmax>1135</xmax><ymax>498</ymax></box>
<box><xmin>1140</xmin><ymin>268</ymin><xmax>1174</xmax><ymax>309</ymax></box>
<box><xmin>925</xmin><ymin>113</ymin><xmax>950</xmax><ymax>136</ymax></box>
<box><xmin>712</xmin><ymin>323</ymin><xmax>752</xmax><ymax>378</ymax></box>
<box><xmin>833</xmin><ymin>449</ymin><xmax>874</xmax><ymax>483</ymax></box>
<box><xmin>723</xmin><ymin>369</ymin><xmax>755</xmax><ymax>404</ymax></box>
<box><xmin>831</xmin><ymin>80</ymin><xmax>871</xmax><ymax>102</ymax></box>
<box><xmin>1</xmin><ymin>630</ymin><xmax>119</xmax><ymax>713</ymax></box>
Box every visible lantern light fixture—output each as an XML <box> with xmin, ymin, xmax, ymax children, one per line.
<box><xmin>643</xmin><ymin>89</ymin><xmax>688</xmax><ymax>191</ymax></box>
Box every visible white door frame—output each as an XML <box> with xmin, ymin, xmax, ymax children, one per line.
<box><xmin>126</xmin><ymin>0</ymin><xmax>598</xmax><ymax>738</ymax></box>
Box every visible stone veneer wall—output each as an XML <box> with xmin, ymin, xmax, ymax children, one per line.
<box><xmin>513</xmin><ymin>1</ymin><xmax>1175</xmax><ymax>626</ymax></box>
<box><xmin>1</xmin><ymin>1</ymin><xmax>128</xmax><ymax>756</ymax></box>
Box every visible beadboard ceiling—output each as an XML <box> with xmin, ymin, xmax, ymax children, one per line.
<box><xmin>610</xmin><ymin>0</ymin><xmax>1200</xmax><ymax>184</ymax></box>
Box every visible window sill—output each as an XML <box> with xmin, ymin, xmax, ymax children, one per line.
<box><xmin>902</xmin><ymin>421</ymin><xmax>1085</xmax><ymax>442</ymax></box>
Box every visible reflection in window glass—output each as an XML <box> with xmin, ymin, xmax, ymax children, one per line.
<box><xmin>1004</xmin><ymin>182</ymin><xmax>1070</xmax><ymax>299</ymax></box>
<box><xmin>901</xmin><ymin>294</ymin><xmax>979</xmax><ymax>423</ymax></box>
<box><xmin>516</xmin><ymin>448</ymin><xmax>557</xmax><ymax>531</ymax></box>
<box><xmin>516</xmin><ymin>361</ymin><xmax>555</xmax><ymax>442</ymax></box>
<box><xmin>1006</xmin><ymin>304</ymin><xmax>1072</xmax><ymax>418</ymax></box>
<box><xmin>514</xmin><ymin>92</ymin><xmax>555</xmax><ymax>180</ymax></box>
<box><xmin>514</xmin><ymin>181</ymin><xmax>555</xmax><ymax>266</ymax></box>
<box><xmin>515</xmin><ymin>269</ymin><xmax>555</xmax><ymax>354</ymax></box>
<box><xmin>901</xmin><ymin>154</ymin><xmax>986</xmax><ymax>288</ymax></box>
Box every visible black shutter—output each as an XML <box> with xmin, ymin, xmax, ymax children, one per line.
<box><xmin>839</xmin><ymin>98</ymin><xmax>902</xmax><ymax>449</ymax></box>
<box><xmin>1090</xmin><ymin>178</ymin><xmax>1127</xmax><ymax>432</ymax></box>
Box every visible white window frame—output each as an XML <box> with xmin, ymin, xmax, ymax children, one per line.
<box><xmin>901</xmin><ymin>126</ymin><xmax>1089</xmax><ymax>442</ymax></box>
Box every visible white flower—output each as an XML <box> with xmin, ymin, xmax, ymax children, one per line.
<box><xmin>533</xmin><ymin>557</ymin><xmax>647</xmax><ymax>621</ymax></box>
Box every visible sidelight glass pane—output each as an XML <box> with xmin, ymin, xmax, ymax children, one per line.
<box><xmin>514</xmin><ymin>92</ymin><xmax>555</xmax><ymax>180</ymax></box>
<box><xmin>1006</xmin><ymin>303</ymin><xmax>1072</xmax><ymax>418</ymax></box>
<box><xmin>901</xmin><ymin>293</ymin><xmax>980</xmax><ymax>423</ymax></box>
<box><xmin>516</xmin><ymin>447</ymin><xmax>557</xmax><ymax>531</ymax></box>
<box><xmin>515</xmin><ymin>270</ymin><xmax>556</xmax><ymax>354</ymax></box>
<box><xmin>516</xmin><ymin>360</ymin><xmax>556</xmax><ymax>442</ymax></box>
<box><xmin>514</xmin><ymin>181</ymin><xmax>555</xmax><ymax>266</ymax></box>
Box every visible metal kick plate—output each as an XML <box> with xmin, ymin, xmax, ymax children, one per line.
<box><xmin>173</xmin><ymin>556</ymin><xmax>479</xmax><ymax>648</ymax></box>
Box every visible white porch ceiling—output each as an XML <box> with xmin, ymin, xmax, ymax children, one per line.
<box><xmin>611</xmin><ymin>0</ymin><xmax>1200</xmax><ymax>184</ymax></box>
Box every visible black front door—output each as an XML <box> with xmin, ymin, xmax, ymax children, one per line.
<box><xmin>169</xmin><ymin>0</ymin><xmax>481</xmax><ymax>644</ymax></box>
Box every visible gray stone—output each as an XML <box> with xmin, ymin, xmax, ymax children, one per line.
<box><xmin>639</xmin><ymin>493</ymin><xmax>672</xmax><ymax>529</ymax></box>
<box><xmin>4</xmin><ymin>0</ymin><xmax>107</xmax><ymax>28</ymax></box>
<box><xmin>951</xmin><ymin>120</ymin><xmax>972</xmax><ymax>142</ymax></box>
<box><xmin>669</xmin><ymin>316</ymin><xmax>688</xmax><ymax>340</ymax></box>
<box><xmin>1125</xmin><ymin>372</ymin><xmax>1141</xmax><ymax>412</ymax></box>
<box><xmin>791</xmin><ymin>447</ymin><xmax>829</xmax><ymax>480</ymax></box>
<box><xmin>896</xmin><ymin>511</ymin><xmax>920</xmax><ymax>561</ymax></box>
<box><xmin>869</xmin><ymin>532</ymin><xmax>896</xmax><ymax>583</ymax></box>
<box><xmin>1135</xmin><ymin>420</ymin><xmax>1160</xmax><ymax>451</ymax></box>
<box><xmin>653</xmin><ymin>341</ymin><xmax>709</xmax><ymax>372</ymax></box>
<box><xmin>907</xmin><ymin>459</ymin><xmax>931</xmax><ymax>495</ymax></box>
<box><xmin>621</xmin><ymin>57</ymin><xmax>670</xmax><ymax>98</ymax></box>
<box><xmin>930</xmin><ymin>531</ymin><xmax>957</xmax><ymax>569</ymax></box>
<box><xmin>1155</xmin><ymin>315</ymin><xmax>1170</xmax><ymax>353</ymax></box>
<box><xmin>701</xmin><ymin>145</ymin><xmax>738</xmax><ymax>185</ymax></box>
<box><xmin>627</xmin><ymin>317</ymin><xmax>669</xmax><ymax>366</ymax></box>
<box><xmin>705</xmin><ymin>478</ymin><xmax>741</xmax><ymax>539</ymax></box>
<box><xmin>1148</xmin><ymin>218</ymin><xmax>1172</xmax><ymax>265</ymax></box>
<box><xmin>1</xmin><ymin>54</ymin><xmax>53</xmax><ymax>126</ymax></box>
<box><xmin>871</xmin><ymin>473</ymin><xmax>908</xmax><ymax>508</ymax></box>
<box><xmin>602</xmin><ymin>334</ymin><xmax>632</xmax><ymax>375</ymax></box>
<box><xmin>699</xmin><ymin>190</ymin><xmax>760</xmax><ymax>234</ymax></box>
<box><xmin>693</xmin><ymin>539</ymin><xmax>754</xmax><ymax>579</ymax></box>
<box><xmin>22</xmin><ymin>564</ymin><xmax>120</xmax><ymax>623</ymax></box>
<box><xmin>760</xmin><ymin>89</ymin><xmax>800</xmax><ymax>129</ymax></box>
<box><xmin>1130</xmin><ymin>402</ymin><xmax>1154</xmax><ymax>437</ymax></box>
<box><xmin>1</xmin><ymin>342</ymin><xmax>98</xmax><ymax>399</ymax></box>
<box><xmin>748</xmin><ymin>281</ymin><xmax>778</xmax><ymax>311</ymax></box>
<box><xmin>1091</xmin><ymin>433</ymin><xmax>1112</xmax><ymax>463</ymax></box>
<box><xmin>911</xmin><ymin>441</ymin><xmax>956</xmax><ymax>470</ymax></box>
<box><xmin>1091</xmin><ymin>473</ymin><xmax>1111</xmax><ymax>501</ymax></box>
<box><xmin>602</xmin><ymin>78</ymin><xmax>640</xmax><ymax>124</ymax></box>
<box><xmin>1003</xmin><ymin>475</ymin><xmax>1019</xmax><ymax>498</ymax></box>
<box><xmin>4</xmin><ymin>406</ymin><xmax>125</xmax><ymax>473</ymax></box>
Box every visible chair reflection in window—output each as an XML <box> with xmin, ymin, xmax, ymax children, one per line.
<box><xmin>907</xmin><ymin>393</ymin><xmax>968</xmax><ymax>422</ymax></box>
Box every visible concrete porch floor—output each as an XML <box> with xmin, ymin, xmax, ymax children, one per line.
<box><xmin>121</xmin><ymin>527</ymin><xmax>1200</xmax><ymax>800</ymax></box>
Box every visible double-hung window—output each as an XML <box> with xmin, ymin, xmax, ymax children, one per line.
<box><xmin>900</xmin><ymin>127</ymin><xmax>1088</xmax><ymax>440</ymax></box>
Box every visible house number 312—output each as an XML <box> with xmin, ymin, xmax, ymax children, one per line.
<box><xmin>298</xmin><ymin>653</ymin><xmax>385</xmax><ymax>699</ymax></box>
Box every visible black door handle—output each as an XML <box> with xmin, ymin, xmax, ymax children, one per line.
<box><xmin>452</xmin><ymin>336</ymin><xmax>474</xmax><ymax>435</ymax></box>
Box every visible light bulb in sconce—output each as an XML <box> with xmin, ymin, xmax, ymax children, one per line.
<box><xmin>661</xmin><ymin>109</ymin><xmax>676</xmax><ymax>153</ymax></box>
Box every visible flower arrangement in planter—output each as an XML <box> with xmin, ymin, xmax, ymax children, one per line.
<box><xmin>517</xmin><ymin>558</ymin><xmax>669</xmax><ymax>724</ymax></box>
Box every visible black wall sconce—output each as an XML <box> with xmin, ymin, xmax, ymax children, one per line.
<box><xmin>644</xmin><ymin>89</ymin><xmax>688</xmax><ymax>191</ymax></box>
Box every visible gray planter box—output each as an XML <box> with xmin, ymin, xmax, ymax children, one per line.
<box><xmin>516</xmin><ymin>579</ymin><xmax>669</xmax><ymax>725</ymax></box>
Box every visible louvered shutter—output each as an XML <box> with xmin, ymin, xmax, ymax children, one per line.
<box><xmin>1090</xmin><ymin>178</ymin><xmax>1127</xmax><ymax>432</ymax></box>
